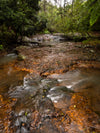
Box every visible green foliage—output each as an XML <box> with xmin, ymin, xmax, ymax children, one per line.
<box><xmin>82</xmin><ymin>39</ymin><xmax>100</xmax><ymax>46</ymax></box>
<box><xmin>43</xmin><ymin>29</ymin><xmax>50</xmax><ymax>34</ymax></box>
<box><xmin>35</xmin><ymin>16</ymin><xmax>47</xmax><ymax>32</ymax></box>
<box><xmin>0</xmin><ymin>25</ymin><xmax>15</xmax><ymax>46</ymax></box>
<box><xmin>39</xmin><ymin>0</ymin><xmax>100</xmax><ymax>34</ymax></box>
<box><xmin>25</xmin><ymin>112</ymin><xmax>28</xmax><ymax>116</ymax></box>
<box><xmin>87</xmin><ymin>0</ymin><xmax>100</xmax><ymax>27</ymax></box>
<box><xmin>0</xmin><ymin>45</ymin><xmax>3</xmax><ymax>50</ymax></box>
<box><xmin>39</xmin><ymin>1</ymin><xmax>60</xmax><ymax>33</ymax></box>
<box><xmin>0</xmin><ymin>0</ymin><xmax>40</xmax><ymax>47</ymax></box>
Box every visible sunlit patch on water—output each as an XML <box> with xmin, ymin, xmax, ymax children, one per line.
<box><xmin>66</xmin><ymin>85</ymin><xmax>72</xmax><ymax>89</ymax></box>
<box><xmin>47</xmin><ymin>93</ymin><xmax>64</xmax><ymax>103</ymax></box>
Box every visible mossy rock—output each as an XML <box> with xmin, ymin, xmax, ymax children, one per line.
<box><xmin>17</xmin><ymin>54</ymin><xmax>26</xmax><ymax>61</ymax></box>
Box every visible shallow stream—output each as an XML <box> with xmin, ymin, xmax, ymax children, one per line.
<box><xmin>0</xmin><ymin>39</ymin><xmax>100</xmax><ymax>133</ymax></box>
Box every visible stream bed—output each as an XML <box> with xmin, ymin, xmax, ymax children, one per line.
<box><xmin>0</xmin><ymin>35</ymin><xmax>100</xmax><ymax>133</ymax></box>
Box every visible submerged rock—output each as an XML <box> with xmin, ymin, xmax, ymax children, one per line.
<box><xmin>47</xmin><ymin>86</ymin><xmax>73</xmax><ymax>111</ymax></box>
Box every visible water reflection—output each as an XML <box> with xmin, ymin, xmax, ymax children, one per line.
<box><xmin>0</xmin><ymin>53</ymin><xmax>17</xmax><ymax>65</ymax></box>
<box><xmin>0</xmin><ymin>55</ymin><xmax>28</xmax><ymax>132</ymax></box>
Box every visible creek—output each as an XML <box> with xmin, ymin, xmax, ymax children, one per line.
<box><xmin>0</xmin><ymin>36</ymin><xmax>100</xmax><ymax>133</ymax></box>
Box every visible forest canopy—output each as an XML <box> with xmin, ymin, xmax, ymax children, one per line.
<box><xmin>39</xmin><ymin>0</ymin><xmax>100</xmax><ymax>33</ymax></box>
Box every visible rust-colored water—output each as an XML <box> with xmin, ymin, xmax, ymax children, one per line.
<box><xmin>0</xmin><ymin>54</ymin><xmax>28</xmax><ymax>132</ymax></box>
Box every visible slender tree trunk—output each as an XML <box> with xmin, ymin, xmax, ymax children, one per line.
<box><xmin>63</xmin><ymin>0</ymin><xmax>66</xmax><ymax>15</ymax></box>
<box><xmin>43</xmin><ymin>0</ymin><xmax>46</xmax><ymax>13</ymax></box>
<box><xmin>86</xmin><ymin>32</ymin><xmax>91</xmax><ymax>38</ymax></box>
<box><xmin>72</xmin><ymin>0</ymin><xmax>75</xmax><ymax>16</ymax></box>
<box><xmin>71</xmin><ymin>0</ymin><xmax>75</xmax><ymax>34</ymax></box>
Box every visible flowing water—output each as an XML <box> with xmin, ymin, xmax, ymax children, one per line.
<box><xmin>48</xmin><ymin>69</ymin><xmax>100</xmax><ymax>114</ymax></box>
<box><xmin>0</xmin><ymin>54</ymin><xmax>28</xmax><ymax>132</ymax></box>
<box><xmin>0</xmin><ymin>40</ymin><xmax>100</xmax><ymax>132</ymax></box>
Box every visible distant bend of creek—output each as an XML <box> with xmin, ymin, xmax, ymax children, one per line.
<box><xmin>0</xmin><ymin>34</ymin><xmax>100</xmax><ymax>133</ymax></box>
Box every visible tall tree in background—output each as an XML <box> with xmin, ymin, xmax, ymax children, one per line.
<box><xmin>39</xmin><ymin>0</ymin><xmax>100</xmax><ymax>34</ymax></box>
